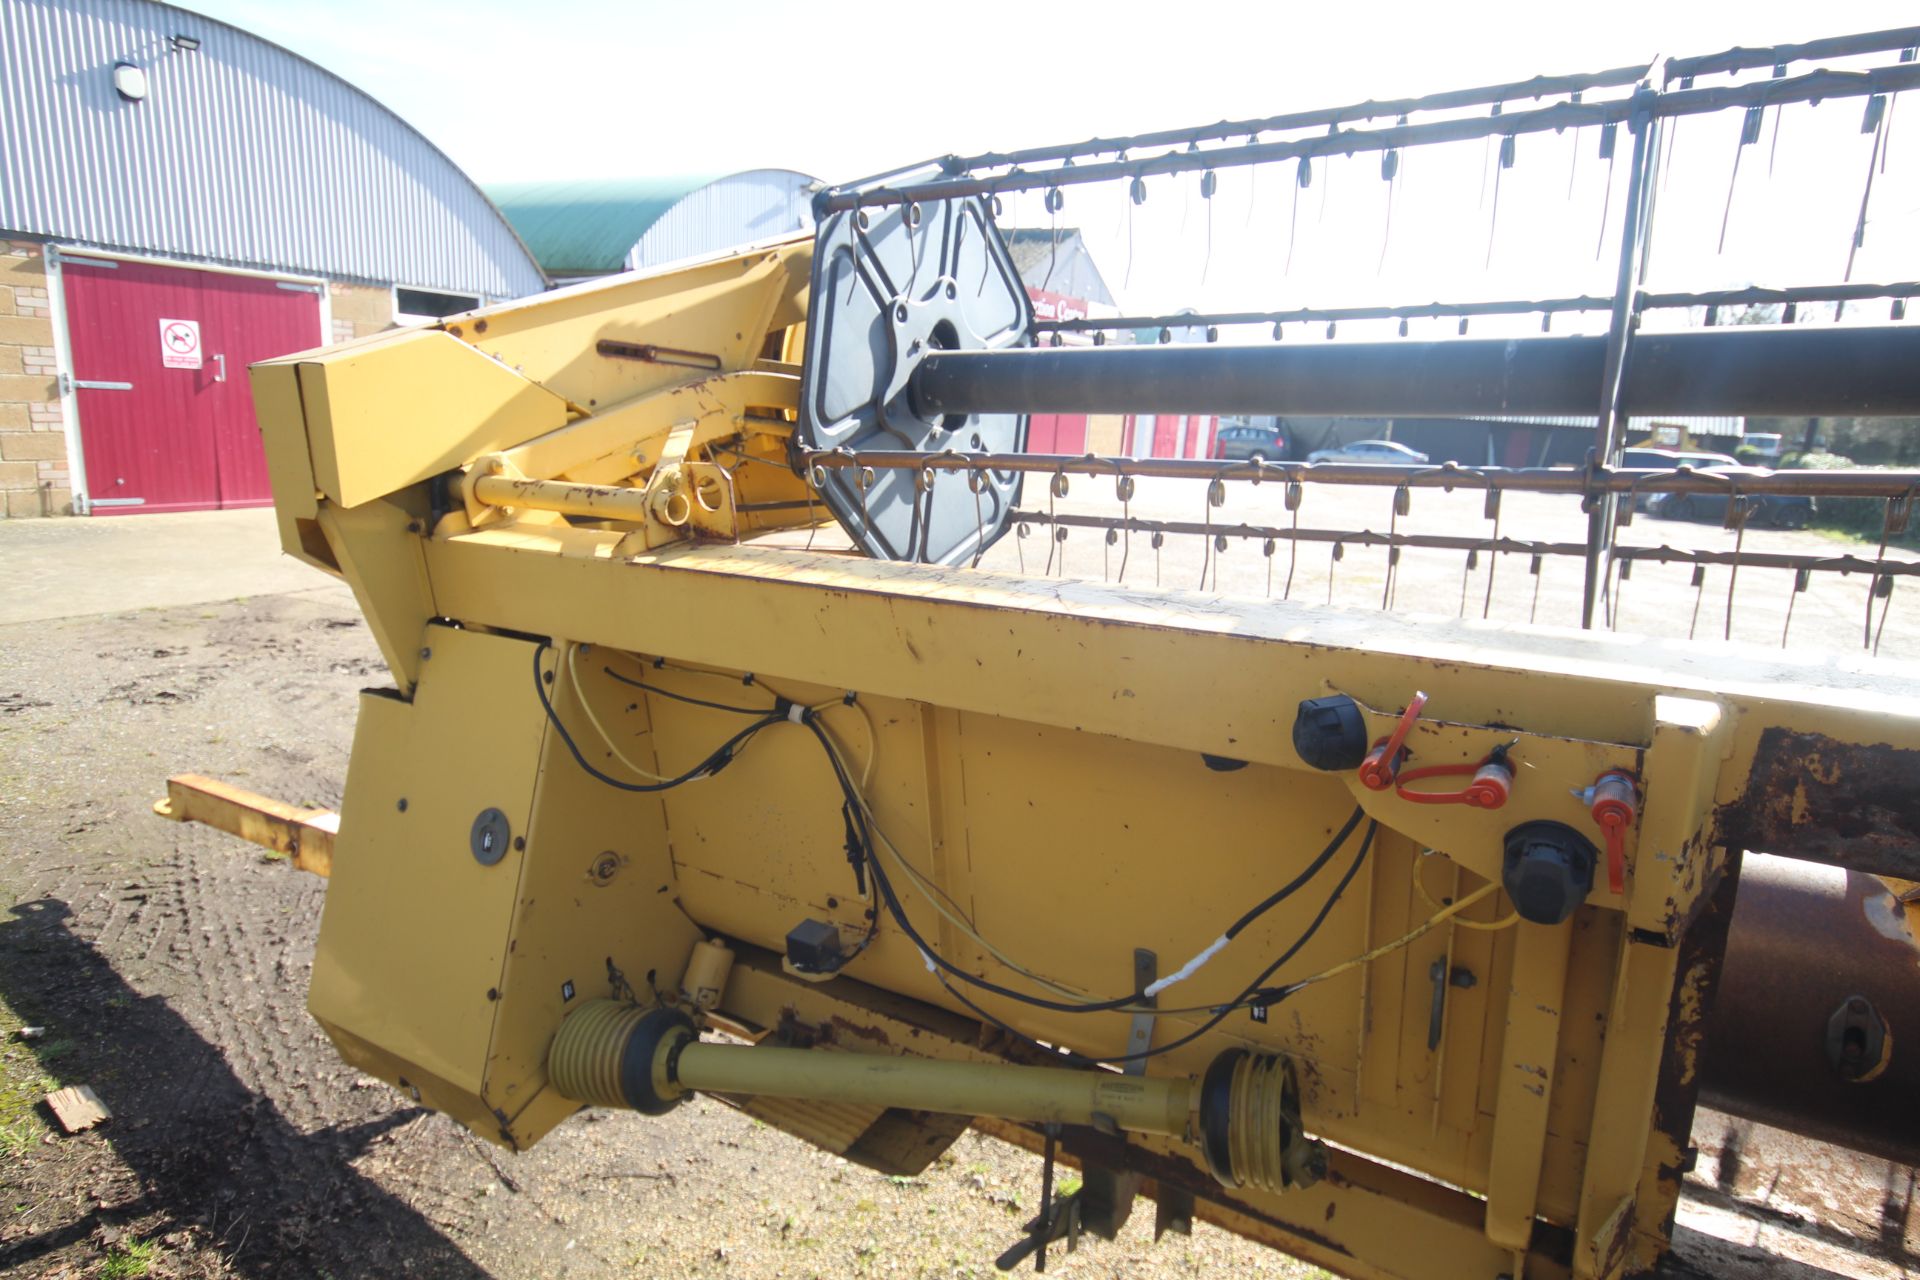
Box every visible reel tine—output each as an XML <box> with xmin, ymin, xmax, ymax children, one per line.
<box><xmin>1782</xmin><ymin>566</ymin><xmax>1810</xmax><ymax>649</ymax></box>
<box><xmin>1482</xmin><ymin>489</ymin><xmax>1503</xmax><ymax>620</ymax></box>
<box><xmin>1327</xmin><ymin>540</ymin><xmax>1343</xmax><ymax>605</ymax></box>
<box><xmin>1689</xmin><ymin>563</ymin><xmax>1708</xmax><ymax>642</ymax></box>
<box><xmin>1724</xmin><ymin>501</ymin><xmax>1748</xmax><ymax>642</ymax></box>
<box><xmin>1529</xmin><ymin>553</ymin><xmax>1544</xmax><ymax>625</ymax></box>
<box><xmin>1873</xmin><ymin>575</ymin><xmax>1896</xmax><ymax>656</ymax></box>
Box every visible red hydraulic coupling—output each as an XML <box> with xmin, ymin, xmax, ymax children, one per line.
<box><xmin>1358</xmin><ymin>691</ymin><xmax>1428</xmax><ymax>790</ymax></box>
<box><xmin>1583</xmin><ymin>769</ymin><xmax>1640</xmax><ymax>895</ymax></box>
<box><xmin>1395</xmin><ymin>744</ymin><xmax>1515</xmax><ymax>809</ymax></box>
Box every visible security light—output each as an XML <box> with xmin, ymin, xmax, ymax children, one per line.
<box><xmin>171</xmin><ymin>34</ymin><xmax>200</xmax><ymax>51</ymax></box>
<box><xmin>111</xmin><ymin>62</ymin><xmax>147</xmax><ymax>101</ymax></box>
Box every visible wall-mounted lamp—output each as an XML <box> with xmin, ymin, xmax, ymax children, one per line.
<box><xmin>111</xmin><ymin>61</ymin><xmax>148</xmax><ymax>101</ymax></box>
<box><xmin>171</xmin><ymin>34</ymin><xmax>201</xmax><ymax>51</ymax></box>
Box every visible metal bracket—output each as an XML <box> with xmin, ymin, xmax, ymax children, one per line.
<box><xmin>1124</xmin><ymin>948</ymin><xmax>1156</xmax><ymax>1075</ymax></box>
<box><xmin>996</xmin><ymin>1124</ymin><xmax>1080</xmax><ymax>1273</ymax></box>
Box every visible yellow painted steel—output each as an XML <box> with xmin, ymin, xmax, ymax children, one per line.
<box><xmin>229</xmin><ymin>237</ymin><xmax>1920</xmax><ymax>1280</ymax></box>
<box><xmin>673</xmin><ymin>1041</ymin><xmax>1196</xmax><ymax>1136</ymax></box>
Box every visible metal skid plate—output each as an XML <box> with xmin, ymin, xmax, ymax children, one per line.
<box><xmin>798</xmin><ymin>196</ymin><xmax>1031</xmax><ymax>564</ymax></box>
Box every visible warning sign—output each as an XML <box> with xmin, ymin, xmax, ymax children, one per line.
<box><xmin>159</xmin><ymin>318</ymin><xmax>202</xmax><ymax>370</ymax></box>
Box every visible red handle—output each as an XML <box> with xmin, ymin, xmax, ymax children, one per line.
<box><xmin>1358</xmin><ymin>691</ymin><xmax>1428</xmax><ymax>791</ymax></box>
<box><xmin>1589</xmin><ymin>769</ymin><xmax>1638</xmax><ymax>895</ymax></box>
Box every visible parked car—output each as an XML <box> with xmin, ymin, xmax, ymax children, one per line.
<box><xmin>1621</xmin><ymin>447</ymin><xmax>1742</xmax><ymax>511</ymax></box>
<box><xmin>1647</xmin><ymin>465</ymin><xmax>1813</xmax><ymax>529</ymax></box>
<box><xmin>1306</xmin><ymin>439</ymin><xmax>1429</xmax><ymax>465</ymax></box>
<box><xmin>1214</xmin><ymin>419</ymin><xmax>1287</xmax><ymax>462</ymax></box>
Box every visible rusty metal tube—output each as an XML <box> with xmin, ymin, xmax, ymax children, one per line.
<box><xmin>1700</xmin><ymin>853</ymin><xmax>1920</xmax><ymax>1165</ymax></box>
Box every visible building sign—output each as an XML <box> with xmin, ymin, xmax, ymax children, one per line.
<box><xmin>158</xmin><ymin>318</ymin><xmax>202</xmax><ymax>370</ymax></box>
<box><xmin>1026</xmin><ymin>288</ymin><xmax>1090</xmax><ymax>324</ymax></box>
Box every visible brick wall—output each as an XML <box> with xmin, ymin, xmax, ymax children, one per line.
<box><xmin>331</xmin><ymin>281</ymin><xmax>396</xmax><ymax>343</ymax></box>
<box><xmin>0</xmin><ymin>240</ymin><xmax>64</xmax><ymax>517</ymax></box>
<box><xmin>0</xmin><ymin>258</ymin><xmax>399</xmax><ymax>519</ymax></box>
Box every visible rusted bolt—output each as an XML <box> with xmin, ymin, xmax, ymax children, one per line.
<box><xmin>474</xmin><ymin>319</ymin><xmax>488</xmax><ymax>334</ymax></box>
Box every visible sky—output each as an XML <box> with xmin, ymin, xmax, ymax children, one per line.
<box><xmin>180</xmin><ymin>1</ymin><xmax>1920</xmax><ymax>328</ymax></box>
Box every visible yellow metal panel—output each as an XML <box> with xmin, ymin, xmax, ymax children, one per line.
<box><xmin>481</xmin><ymin>646</ymin><xmax>703</xmax><ymax>1146</ymax></box>
<box><xmin>307</xmin><ymin>627</ymin><xmax>550</xmax><ymax>1138</ymax></box>
<box><xmin>249</xmin><ymin>361</ymin><xmax>335</xmax><ymax>572</ymax></box>
<box><xmin>441</xmin><ymin>241</ymin><xmax>808</xmax><ymax>413</ymax></box>
<box><xmin>288</xmin><ymin>328</ymin><xmax>571</xmax><ymax>509</ymax></box>
<box><xmin>317</xmin><ymin>498</ymin><xmax>436</xmax><ymax>694</ymax></box>
<box><xmin>1483</xmin><ymin>921</ymin><xmax>1574</xmax><ymax>1250</ymax></box>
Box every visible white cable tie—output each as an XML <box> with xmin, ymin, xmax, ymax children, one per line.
<box><xmin>787</xmin><ymin>702</ymin><xmax>807</xmax><ymax>724</ymax></box>
<box><xmin>1143</xmin><ymin>934</ymin><xmax>1231</xmax><ymax>997</ymax></box>
<box><xmin>918</xmin><ymin>946</ymin><xmax>938</xmax><ymax>974</ymax></box>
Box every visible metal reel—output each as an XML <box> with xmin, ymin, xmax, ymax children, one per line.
<box><xmin>797</xmin><ymin>195</ymin><xmax>1031</xmax><ymax>564</ymax></box>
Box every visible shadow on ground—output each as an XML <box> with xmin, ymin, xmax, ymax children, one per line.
<box><xmin>0</xmin><ymin>899</ymin><xmax>490</xmax><ymax>1279</ymax></box>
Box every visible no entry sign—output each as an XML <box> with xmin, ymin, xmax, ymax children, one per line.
<box><xmin>159</xmin><ymin>317</ymin><xmax>202</xmax><ymax>370</ymax></box>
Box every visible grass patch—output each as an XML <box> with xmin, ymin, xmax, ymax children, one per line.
<box><xmin>100</xmin><ymin>1239</ymin><xmax>158</xmax><ymax>1279</ymax></box>
<box><xmin>0</xmin><ymin>990</ymin><xmax>62</xmax><ymax>1165</ymax></box>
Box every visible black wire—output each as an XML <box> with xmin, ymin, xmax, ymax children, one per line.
<box><xmin>934</xmin><ymin>821</ymin><xmax>1376</xmax><ymax>1067</ymax></box>
<box><xmin>1222</xmin><ymin>805</ymin><xmax>1363</xmax><ymax>940</ymax></box>
<box><xmin>600</xmin><ymin>663</ymin><xmax>771</xmax><ymax>716</ymax></box>
<box><xmin>802</xmin><ymin>716</ymin><xmax>1143</xmax><ymax>1014</ymax></box>
<box><xmin>534</xmin><ymin>643</ymin><xmax>778</xmax><ymax>794</ymax></box>
<box><xmin>802</xmin><ymin>711</ymin><xmax>1371</xmax><ymax>1025</ymax></box>
<box><xmin>552</xmin><ymin>636</ymin><xmax>1377</xmax><ymax>1059</ymax></box>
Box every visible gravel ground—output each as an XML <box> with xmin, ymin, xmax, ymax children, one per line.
<box><xmin>0</xmin><ymin>488</ymin><xmax>1914</xmax><ymax>1278</ymax></box>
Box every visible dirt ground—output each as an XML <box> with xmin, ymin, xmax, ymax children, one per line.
<box><xmin>0</xmin><ymin>487</ymin><xmax>1915</xmax><ymax>1279</ymax></box>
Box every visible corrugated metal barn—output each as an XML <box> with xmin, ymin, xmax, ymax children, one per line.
<box><xmin>0</xmin><ymin>0</ymin><xmax>547</xmax><ymax>517</ymax></box>
<box><xmin>490</xmin><ymin>172</ymin><xmax>819</xmax><ymax>282</ymax></box>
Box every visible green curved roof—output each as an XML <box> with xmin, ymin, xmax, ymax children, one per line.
<box><xmin>487</xmin><ymin>176</ymin><xmax>723</xmax><ymax>275</ymax></box>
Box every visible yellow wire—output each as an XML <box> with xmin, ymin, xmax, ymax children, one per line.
<box><xmin>566</xmin><ymin>643</ymin><xmax>675</xmax><ymax>783</ymax></box>
<box><xmin>1414</xmin><ymin>850</ymin><xmax>1520</xmax><ymax>931</ymax></box>
<box><xmin>1283</xmin><ymin>880</ymin><xmax>1511</xmax><ymax>998</ymax></box>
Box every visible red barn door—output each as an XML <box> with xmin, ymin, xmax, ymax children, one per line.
<box><xmin>61</xmin><ymin>256</ymin><xmax>322</xmax><ymax>514</ymax></box>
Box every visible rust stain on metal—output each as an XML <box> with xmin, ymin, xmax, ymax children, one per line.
<box><xmin>1720</xmin><ymin>729</ymin><xmax>1920</xmax><ymax>879</ymax></box>
<box><xmin>827</xmin><ymin>1015</ymin><xmax>896</xmax><ymax>1049</ymax></box>
<box><xmin>1646</xmin><ymin>858</ymin><xmax>1740</xmax><ymax>1245</ymax></box>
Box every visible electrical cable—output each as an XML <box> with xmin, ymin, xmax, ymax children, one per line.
<box><xmin>603</xmin><ymin>652</ymin><xmax>880</xmax><ymax>789</ymax></box>
<box><xmin>808</xmin><ymin>712</ymin><xmax>1376</xmax><ymax>1020</ymax></box>
<box><xmin>565</xmin><ymin>643</ymin><xmax>677</xmax><ymax>784</ymax></box>
<box><xmin>550</xmin><ymin>638</ymin><xmax>1439</xmax><ymax>1064</ymax></box>
<box><xmin>1413</xmin><ymin>850</ymin><xmax>1520</xmax><ymax>931</ymax></box>
<box><xmin>824</xmin><ymin>706</ymin><xmax>1373</xmax><ymax>1016</ymax></box>
<box><xmin>600</xmin><ymin>663</ymin><xmax>770</xmax><ymax>716</ymax></box>
<box><xmin>533</xmin><ymin>643</ymin><xmax>780</xmax><ymax>794</ymax></box>
<box><xmin>932</xmin><ymin>820</ymin><xmax>1379</xmax><ymax>1067</ymax></box>
<box><xmin>1274</xmin><ymin>879</ymin><xmax>1506</xmax><ymax>1000</ymax></box>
